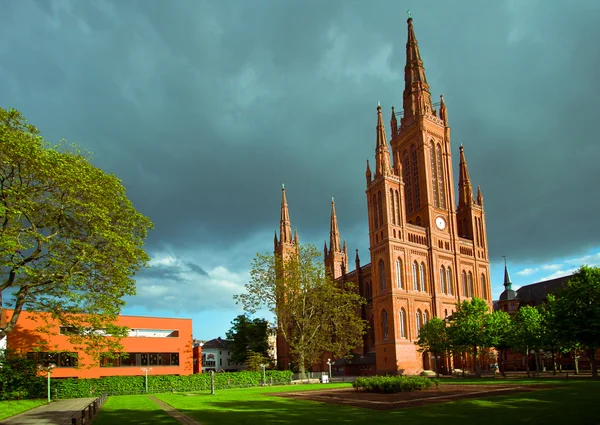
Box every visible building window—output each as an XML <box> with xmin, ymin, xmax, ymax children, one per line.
<box><xmin>481</xmin><ymin>273</ymin><xmax>487</xmax><ymax>300</ymax></box>
<box><xmin>468</xmin><ymin>271</ymin><xmax>474</xmax><ymax>298</ymax></box>
<box><xmin>423</xmin><ymin>310</ymin><xmax>429</xmax><ymax>325</ymax></box>
<box><xmin>100</xmin><ymin>352</ymin><xmax>180</xmax><ymax>367</ymax></box>
<box><xmin>382</xmin><ymin>310</ymin><xmax>389</xmax><ymax>340</ymax></box>
<box><xmin>369</xmin><ymin>316</ymin><xmax>375</xmax><ymax>346</ymax></box>
<box><xmin>430</xmin><ymin>141</ymin><xmax>439</xmax><ymax>207</ymax></box>
<box><xmin>28</xmin><ymin>352</ymin><xmax>78</xmax><ymax>368</ymax></box>
<box><xmin>403</xmin><ymin>151</ymin><xmax>412</xmax><ymax>214</ymax></box>
<box><xmin>390</xmin><ymin>188</ymin><xmax>396</xmax><ymax>225</ymax></box>
<box><xmin>462</xmin><ymin>270</ymin><xmax>467</xmax><ymax>297</ymax></box>
<box><xmin>447</xmin><ymin>267</ymin><xmax>453</xmax><ymax>295</ymax></box>
<box><xmin>379</xmin><ymin>260</ymin><xmax>386</xmax><ymax>292</ymax></box>
<box><xmin>395</xmin><ymin>190</ymin><xmax>401</xmax><ymax>224</ymax></box>
<box><xmin>437</xmin><ymin>144</ymin><xmax>446</xmax><ymax>209</ymax></box>
<box><xmin>399</xmin><ymin>309</ymin><xmax>407</xmax><ymax>338</ymax></box>
<box><xmin>378</xmin><ymin>191</ymin><xmax>384</xmax><ymax>228</ymax></box>
<box><xmin>416</xmin><ymin>310</ymin><xmax>422</xmax><ymax>333</ymax></box>
<box><xmin>411</xmin><ymin>145</ymin><xmax>421</xmax><ymax>210</ymax></box>
<box><xmin>440</xmin><ymin>266</ymin><xmax>446</xmax><ymax>294</ymax></box>
<box><xmin>420</xmin><ymin>262</ymin><xmax>426</xmax><ymax>292</ymax></box>
<box><xmin>396</xmin><ymin>259</ymin><xmax>403</xmax><ymax>289</ymax></box>
<box><xmin>372</xmin><ymin>194</ymin><xmax>378</xmax><ymax>228</ymax></box>
<box><xmin>412</xmin><ymin>261</ymin><xmax>419</xmax><ymax>291</ymax></box>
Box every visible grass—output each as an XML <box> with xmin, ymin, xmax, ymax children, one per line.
<box><xmin>0</xmin><ymin>399</ymin><xmax>48</xmax><ymax>421</ymax></box>
<box><xmin>92</xmin><ymin>395</ymin><xmax>180</xmax><ymax>425</ymax></box>
<box><xmin>89</xmin><ymin>380</ymin><xmax>600</xmax><ymax>425</ymax></box>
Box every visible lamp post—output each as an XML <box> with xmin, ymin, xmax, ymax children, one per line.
<box><xmin>260</xmin><ymin>364</ymin><xmax>266</xmax><ymax>386</ymax></box>
<box><xmin>327</xmin><ymin>358</ymin><xmax>332</xmax><ymax>382</ymax></box>
<box><xmin>141</xmin><ymin>367</ymin><xmax>153</xmax><ymax>393</ymax></box>
<box><xmin>38</xmin><ymin>363</ymin><xmax>56</xmax><ymax>404</ymax></box>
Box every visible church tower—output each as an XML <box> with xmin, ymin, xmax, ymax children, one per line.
<box><xmin>324</xmin><ymin>199</ymin><xmax>348</xmax><ymax>280</ymax></box>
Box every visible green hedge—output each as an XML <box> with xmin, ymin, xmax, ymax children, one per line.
<box><xmin>352</xmin><ymin>375</ymin><xmax>440</xmax><ymax>393</ymax></box>
<box><xmin>42</xmin><ymin>371</ymin><xmax>293</xmax><ymax>399</ymax></box>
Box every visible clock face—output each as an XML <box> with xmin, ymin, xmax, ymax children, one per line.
<box><xmin>435</xmin><ymin>216</ymin><xmax>446</xmax><ymax>230</ymax></box>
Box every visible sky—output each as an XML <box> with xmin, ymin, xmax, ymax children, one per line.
<box><xmin>1</xmin><ymin>0</ymin><xmax>600</xmax><ymax>340</ymax></box>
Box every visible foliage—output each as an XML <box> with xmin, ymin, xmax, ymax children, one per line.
<box><xmin>0</xmin><ymin>107</ymin><xmax>154</xmax><ymax>364</ymax></box>
<box><xmin>225</xmin><ymin>315</ymin><xmax>271</xmax><ymax>365</ymax></box>
<box><xmin>352</xmin><ymin>376</ymin><xmax>439</xmax><ymax>393</ymax></box>
<box><xmin>553</xmin><ymin>265</ymin><xmax>600</xmax><ymax>377</ymax></box>
<box><xmin>245</xmin><ymin>351</ymin><xmax>270</xmax><ymax>371</ymax></box>
<box><xmin>235</xmin><ymin>244</ymin><xmax>367</xmax><ymax>374</ymax></box>
<box><xmin>0</xmin><ymin>349</ymin><xmax>44</xmax><ymax>400</ymax></box>
<box><xmin>486</xmin><ymin>310</ymin><xmax>513</xmax><ymax>376</ymax></box>
<box><xmin>415</xmin><ymin>318</ymin><xmax>448</xmax><ymax>377</ymax></box>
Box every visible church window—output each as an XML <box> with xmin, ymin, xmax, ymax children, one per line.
<box><xmin>468</xmin><ymin>271</ymin><xmax>474</xmax><ymax>298</ymax></box>
<box><xmin>369</xmin><ymin>316</ymin><xmax>375</xmax><ymax>346</ymax></box>
<box><xmin>378</xmin><ymin>191</ymin><xmax>383</xmax><ymax>228</ymax></box>
<box><xmin>411</xmin><ymin>145</ymin><xmax>421</xmax><ymax>210</ymax></box>
<box><xmin>423</xmin><ymin>310</ymin><xmax>429</xmax><ymax>325</ymax></box>
<box><xmin>390</xmin><ymin>189</ymin><xmax>396</xmax><ymax>225</ymax></box>
<box><xmin>399</xmin><ymin>309</ymin><xmax>407</xmax><ymax>338</ymax></box>
<box><xmin>481</xmin><ymin>273</ymin><xmax>487</xmax><ymax>300</ymax></box>
<box><xmin>437</xmin><ymin>144</ymin><xmax>446</xmax><ymax>209</ymax></box>
<box><xmin>395</xmin><ymin>190</ymin><xmax>400</xmax><ymax>224</ymax></box>
<box><xmin>416</xmin><ymin>310</ymin><xmax>422</xmax><ymax>333</ymax></box>
<box><xmin>379</xmin><ymin>260</ymin><xmax>386</xmax><ymax>292</ymax></box>
<box><xmin>447</xmin><ymin>267</ymin><xmax>453</xmax><ymax>295</ymax></box>
<box><xmin>412</xmin><ymin>261</ymin><xmax>419</xmax><ymax>291</ymax></box>
<box><xmin>372</xmin><ymin>194</ymin><xmax>378</xmax><ymax>228</ymax></box>
<box><xmin>475</xmin><ymin>220</ymin><xmax>480</xmax><ymax>247</ymax></box>
<box><xmin>403</xmin><ymin>151</ymin><xmax>412</xmax><ymax>214</ymax></box>
<box><xmin>396</xmin><ymin>259</ymin><xmax>403</xmax><ymax>289</ymax></box>
<box><xmin>444</xmin><ymin>309</ymin><xmax>448</xmax><ymax>318</ymax></box>
<box><xmin>382</xmin><ymin>310</ymin><xmax>389</xmax><ymax>340</ymax></box>
<box><xmin>462</xmin><ymin>271</ymin><xmax>467</xmax><ymax>297</ymax></box>
<box><xmin>440</xmin><ymin>266</ymin><xmax>446</xmax><ymax>294</ymax></box>
<box><xmin>479</xmin><ymin>218</ymin><xmax>485</xmax><ymax>247</ymax></box>
<box><xmin>420</xmin><ymin>262</ymin><xmax>426</xmax><ymax>292</ymax></box>
<box><xmin>416</xmin><ymin>216</ymin><xmax>422</xmax><ymax>226</ymax></box>
<box><xmin>430</xmin><ymin>141</ymin><xmax>439</xmax><ymax>207</ymax></box>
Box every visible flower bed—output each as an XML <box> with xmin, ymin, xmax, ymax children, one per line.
<box><xmin>352</xmin><ymin>375</ymin><xmax>440</xmax><ymax>393</ymax></box>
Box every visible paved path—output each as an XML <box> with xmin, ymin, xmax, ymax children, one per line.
<box><xmin>0</xmin><ymin>398</ymin><xmax>96</xmax><ymax>425</ymax></box>
<box><xmin>148</xmin><ymin>396</ymin><xmax>202</xmax><ymax>425</ymax></box>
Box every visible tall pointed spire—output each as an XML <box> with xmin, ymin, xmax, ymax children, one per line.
<box><xmin>390</xmin><ymin>106</ymin><xmax>397</xmax><ymax>138</ymax></box>
<box><xmin>457</xmin><ymin>145</ymin><xmax>474</xmax><ymax>208</ymax></box>
<box><xmin>329</xmin><ymin>198</ymin><xmax>341</xmax><ymax>253</ymax></box>
<box><xmin>402</xmin><ymin>15</ymin><xmax>433</xmax><ymax>119</ymax></box>
<box><xmin>375</xmin><ymin>105</ymin><xmax>392</xmax><ymax>177</ymax></box>
<box><xmin>439</xmin><ymin>94</ymin><xmax>448</xmax><ymax>125</ymax></box>
<box><xmin>280</xmin><ymin>184</ymin><xmax>292</xmax><ymax>244</ymax></box>
<box><xmin>365</xmin><ymin>159</ymin><xmax>372</xmax><ymax>185</ymax></box>
<box><xmin>503</xmin><ymin>256</ymin><xmax>513</xmax><ymax>290</ymax></box>
<box><xmin>477</xmin><ymin>186</ymin><xmax>483</xmax><ymax>207</ymax></box>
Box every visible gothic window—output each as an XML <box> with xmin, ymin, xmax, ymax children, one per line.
<box><xmin>382</xmin><ymin>310</ymin><xmax>389</xmax><ymax>340</ymax></box>
<box><xmin>369</xmin><ymin>316</ymin><xmax>375</xmax><ymax>346</ymax></box>
<box><xmin>468</xmin><ymin>271</ymin><xmax>474</xmax><ymax>298</ymax></box>
<box><xmin>423</xmin><ymin>310</ymin><xmax>429</xmax><ymax>325</ymax></box>
<box><xmin>396</xmin><ymin>259</ymin><xmax>403</xmax><ymax>289</ymax></box>
<box><xmin>411</xmin><ymin>145</ymin><xmax>421</xmax><ymax>210</ymax></box>
<box><xmin>372</xmin><ymin>194</ymin><xmax>378</xmax><ymax>228</ymax></box>
<box><xmin>481</xmin><ymin>273</ymin><xmax>487</xmax><ymax>300</ymax></box>
<box><xmin>403</xmin><ymin>151</ymin><xmax>412</xmax><ymax>214</ymax></box>
<box><xmin>462</xmin><ymin>270</ymin><xmax>467</xmax><ymax>297</ymax></box>
<box><xmin>378</xmin><ymin>191</ymin><xmax>384</xmax><ymax>227</ymax></box>
<box><xmin>399</xmin><ymin>309</ymin><xmax>407</xmax><ymax>338</ymax></box>
<box><xmin>430</xmin><ymin>141</ymin><xmax>439</xmax><ymax>207</ymax></box>
<box><xmin>447</xmin><ymin>267</ymin><xmax>453</xmax><ymax>295</ymax></box>
<box><xmin>440</xmin><ymin>266</ymin><xmax>446</xmax><ymax>294</ymax></box>
<box><xmin>475</xmin><ymin>220</ymin><xmax>480</xmax><ymax>247</ymax></box>
<box><xmin>480</xmin><ymin>219</ymin><xmax>485</xmax><ymax>247</ymax></box>
<box><xmin>420</xmin><ymin>262</ymin><xmax>426</xmax><ymax>292</ymax></box>
<box><xmin>379</xmin><ymin>260</ymin><xmax>385</xmax><ymax>292</ymax></box>
<box><xmin>412</xmin><ymin>261</ymin><xmax>419</xmax><ymax>291</ymax></box>
<box><xmin>416</xmin><ymin>310</ymin><xmax>422</xmax><ymax>333</ymax></box>
<box><xmin>437</xmin><ymin>144</ymin><xmax>446</xmax><ymax>209</ymax></box>
<box><xmin>390</xmin><ymin>189</ymin><xmax>396</xmax><ymax>225</ymax></box>
<box><xmin>395</xmin><ymin>190</ymin><xmax>401</xmax><ymax>224</ymax></box>
<box><xmin>416</xmin><ymin>216</ymin><xmax>422</xmax><ymax>226</ymax></box>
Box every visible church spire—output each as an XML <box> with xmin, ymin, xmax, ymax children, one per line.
<box><xmin>375</xmin><ymin>104</ymin><xmax>392</xmax><ymax>177</ymax></box>
<box><xmin>280</xmin><ymin>184</ymin><xmax>292</xmax><ymax>244</ymax></box>
<box><xmin>329</xmin><ymin>198</ymin><xmax>341</xmax><ymax>253</ymax></box>
<box><xmin>390</xmin><ymin>106</ymin><xmax>397</xmax><ymax>138</ymax></box>
<box><xmin>402</xmin><ymin>15</ymin><xmax>433</xmax><ymax>119</ymax></box>
<box><xmin>457</xmin><ymin>145</ymin><xmax>474</xmax><ymax>208</ymax></box>
<box><xmin>477</xmin><ymin>185</ymin><xmax>483</xmax><ymax>207</ymax></box>
<box><xmin>503</xmin><ymin>256</ymin><xmax>513</xmax><ymax>290</ymax></box>
<box><xmin>439</xmin><ymin>94</ymin><xmax>448</xmax><ymax>125</ymax></box>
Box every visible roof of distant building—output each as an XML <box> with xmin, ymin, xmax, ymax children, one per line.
<box><xmin>516</xmin><ymin>274</ymin><xmax>571</xmax><ymax>305</ymax></box>
<box><xmin>202</xmin><ymin>337</ymin><xmax>231</xmax><ymax>349</ymax></box>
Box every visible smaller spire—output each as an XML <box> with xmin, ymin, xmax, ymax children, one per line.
<box><xmin>324</xmin><ymin>240</ymin><xmax>328</xmax><ymax>256</ymax></box>
<box><xmin>280</xmin><ymin>185</ymin><xmax>292</xmax><ymax>243</ymax></box>
<box><xmin>502</xmin><ymin>256</ymin><xmax>513</xmax><ymax>289</ymax></box>
<box><xmin>355</xmin><ymin>248</ymin><xmax>360</xmax><ymax>263</ymax></box>
<box><xmin>477</xmin><ymin>186</ymin><xmax>483</xmax><ymax>207</ymax></box>
<box><xmin>365</xmin><ymin>159</ymin><xmax>372</xmax><ymax>185</ymax></box>
<box><xmin>329</xmin><ymin>198</ymin><xmax>341</xmax><ymax>253</ymax></box>
<box><xmin>439</xmin><ymin>95</ymin><xmax>448</xmax><ymax>125</ymax></box>
<box><xmin>394</xmin><ymin>150</ymin><xmax>402</xmax><ymax>178</ymax></box>
<box><xmin>343</xmin><ymin>239</ymin><xmax>347</xmax><ymax>255</ymax></box>
<box><xmin>458</xmin><ymin>145</ymin><xmax>474</xmax><ymax>208</ymax></box>
<box><xmin>294</xmin><ymin>229</ymin><xmax>299</xmax><ymax>244</ymax></box>
<box><xmin>375</xmin><ymin>105</ymin><xmax>392</xmax><ymax>177</ymax></box>
<box><xmin>390</xmin><ymin>106</ymin><xmax>397</xmax><ymax>138</ymax></box>
<box><xmin>274</xmin><ymin>231</ymin><xmax>278</xmax><ymax>249</ymax></box>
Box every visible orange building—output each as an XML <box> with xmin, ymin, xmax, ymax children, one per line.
<box><xmin>274</xmin><ymin>16</ymin><xmax>492</xmax><ymax>375</ymax></box>
<box><xmin>1</xmin><ymin>309</ymin><xmax>193</xmax><ymax>378</ymax></box>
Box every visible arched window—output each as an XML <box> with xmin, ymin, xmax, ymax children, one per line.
<box><xmin>412</xmin><ymin>261</ymin><xmax>419</xmax><ymax>291</ymax></box>
<box><xmin>468</xmin><ymin>271</ymin><xmax>474</xmax><ymax>298</ymax></box>
<box><xmin>411</xmin><ymin>145</ymin><xmax>420</xmax><ymax>210</ymax></box>
<box><xmin>420</xmin><ymin>262</ymin><xmax>426</xmax><ymax>292</ymax></box>
<box><xmin>399</xmin><ymin>309</ymin><xmax>407</xmax><ymax>338</ymax></box>
<box><xmin>403</xmin><ymin>151</ymin><xmax>413</xmax><ymax>214</ymax></box>
<box><xmin>440</xmin><ymin>266</ymin><xmax>446</xmax><ymax>294</ymax></box>
<box><xmin>377</xmin><ymin>191</ymin><xmax>383</xmax><ymax>227</ymax></box>
<box><xmin>395</xmin><ymin>190</ymin><xmax>400</xmax><ymax>224</ymax></box>
<box><xmin>475</xmin><ymin>222</ymin><xmax>480</xmax><ymax>247</ymax></box>
<box><xmin>416</xmin><ymin>310</ymin><xmax>422</xmax><ymax>333</ymax></box>
<box><xmin>372</xmin><ymin>194</ymin><xmax>378</xmax><ymax>228</ymax></box>
<box><xmin>396</xmin><ymin>259</ymin><xmax>403</xmax><ymax>289</ymax></box>
<box><xmin>481</xmin><ymin>273</ymin><xmax>487</xmax><ymax>300</ymax></box>
<box><xmin>430</xmin><ymin>141</ymin><xmax>439</xmax><ymax>207</ymax></box>
<box><xmin>369</xmin><ymin>316</ymin><xmax>375</xmax><ymax>346</ymax></box>
<box><xmin>382</xmin><ymin>310</ymin><xmax>389</xmax><ymax>340</ymax></box>
<box><xmin>423</xmin><ymin>310</ymin><xmax>429</xmax><ymax>325</ymax></box>
<box><xmin>379</xmin><ymin>260</ymin><xmax>385</xmax><ymax>292</ymax></box>
<box><xmin>416</xmin><ymin>216</ymin><xmax>422</xmax><ymax>226</ymax></box>
<box><xmin>447</xmin><ymin>267</ymin><xmax>453</xmax><ymax>295</ymax></box>
<box><xmin>444</xmin><ymin>309</ymin><xmax>448</xmax><ymax>318</ymax></box>
<box><xmin>390</xmin><ymin>188</ymin><xmax>396</xmax><ymax>225</ymax></box>
<box><xmin>462</xmin><ymin>271</ymin><xmax>467</xmax><ymax>297</ymax></box>
<box><xmin>437</xmin><ymin>144</ymin><xmax>446</xmax><ymax>209</ymax></box>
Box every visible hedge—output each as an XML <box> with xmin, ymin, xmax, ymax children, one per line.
<box><xmin>15</xmin><ymin>371</ymin><xmax>293</xmax><ymax>400</ymax></box>
<box><xmin>352</xmin><ymin>375</ymin><xmax>440</xmax><ymax>393</ymax></box>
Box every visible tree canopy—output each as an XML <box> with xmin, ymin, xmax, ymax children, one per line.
<box><xmin>225</xmin><ymin>314</ymin><xmax>272</xmax><ymax>365</ymax></box>
<box><xmin>234</xmin><ymin>244</ymin><xmax>366</xmax><ymax>374</ymax></box>
<box><xmin>0</xmin><ymin>107</ymin><xmax>153</xmax><ymax>363</ymax></box>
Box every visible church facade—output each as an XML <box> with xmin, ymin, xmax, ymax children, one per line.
<box><xmin>274</xmin><ymin>16</ymin><xmax>492</xmax><ymax>375</ymax></box>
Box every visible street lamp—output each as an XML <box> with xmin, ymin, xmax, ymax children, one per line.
<box><xmin>141</xmin><ymin>367</ymin><xmax>153</xmax><ymax>393</ymax></box>
<box><xmin>38</xmin><ymin>363</ymin><xmax>56</xmax><ymax>404</ymax></box>
<box><xmin>260</xmin><ymin>364</ymin><xmax>266</xmax><ymax>386</ymax></box>
<box><xmin>327</xmin><ymin>358</ymin><xmax>333</xmax><ymax>382</ymax></box>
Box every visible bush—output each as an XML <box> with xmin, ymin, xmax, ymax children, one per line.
<box><xmin>0</xmin><ymin>350</ymin><xmax>46</xmax><ymax>400</ymax></box>
<box><xmin>352</xmin><ymin>375</ymin><xmax>440</xmax><ymax>393</ymax></box>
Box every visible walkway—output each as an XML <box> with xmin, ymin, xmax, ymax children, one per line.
<box><xmin>148</xmin><ymin>396</ymin><xmax>202</xmax><ymax>425</ymax></box>
<box><xmin>0</xmin><ymin>398</ymin><xmax>95</xmax><ymax>425</ymax></box>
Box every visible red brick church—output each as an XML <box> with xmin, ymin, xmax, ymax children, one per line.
<box><xmin>273</xmin><ymin>16</ymin><xmax>492</xmax><ymax>375</ymax></box>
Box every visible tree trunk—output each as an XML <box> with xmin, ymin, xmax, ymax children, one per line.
<box><xmin>500</xmin><ymin>348</ymin><xmax>506</xmax><ymax>378</ymax></box>
<box><xmin>551</xmin><ymin>347</ymin><xmax>557</xmax><ymax>375</ymax></box>
<box><xmin>434</xmin><ymin>351</ymin><xmax>440</xmax><ymax>378</ymax></box>
<box><xmin>462</xmin><ymin>353</ymin><xmax>465</xmax><ymax>378</ymax></box>
<box><xmin>590</xmin><ymin>347</ymin><xmax>598</xmax><ymax>378</ymax></box>
<box><xmin>448</xmin><ymin>350</ymin><xmax>454</xmax><ymax>376</ymax></box>
<box><xmin>298</xmin><ymin>353</ymin><xmax>306</xmax><ymax>381</ymax></box>
<box><xmin>473</xmin><ymin>345</ymin><xmax>480</xmax><ymax>378</ymax></box>
<box><xmin>575</xmin><ymin>352</ymin><xmax>579</xmax><ymax>375</ymax></box>
<box><xmin>525</xmin><ymin>346</ymin><xmax>530</xmax><ymax>378</ymax></box>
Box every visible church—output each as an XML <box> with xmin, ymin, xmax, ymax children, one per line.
<box><xmin>273</xmin><ymin>16</ymin><xmax>492</xmax><ymax>376</ymax></box>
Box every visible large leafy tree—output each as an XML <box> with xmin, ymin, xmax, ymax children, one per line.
<box><xmin>511</xmin><ymin>305</ymin><xmax>543</xmax><ymax>377</ymax></box>
<box><xmin>225</xmin><ymin>315</ymin><xmax>271</xmax><ymax>365</ymax></box>
<box><xmin>0</xmin><ymin>107</ymin><xmax>153</xmax><ymax>363</ymax></box>
<box><xmin>234</xmin><ymin>244</ymin><xmax>366</xmax><ymax>375</ymax></box>
<box><xmin>486</xmin><ymin>310</ymin><xmax>513</xmax><ymax>377</ymax></box>
<box><xmin>415</xmin><ymin>317</ymin><xmax>448</xmax><ymax>378</ymax></box>
<box><xmin>447</xmin><ymin>298</ymin><xmax>490</xmax><ymax>377</ymax></box>
<box><xmin>554</xmin><ymin>265</ymin><xmax>600</xmax><ymax>378</ymax></box>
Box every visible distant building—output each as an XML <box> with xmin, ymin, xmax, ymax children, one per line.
<box><xmin>200</xmin><ymin>337</ymin><xmax>243</xmax><ymax>372</ymax></box>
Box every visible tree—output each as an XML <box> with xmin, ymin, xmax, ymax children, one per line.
<box><xmin>225</xmin><ymin>315</ymin><xmax>271</xmax><ymax>365</ymax></box>
<box><xmin>554</xmin><ymin>265</ymin><xmax>600</xmax><ymax>378</ymax></box>
<box><xmin>415</xmin><ymin>317</ymin><xmax>448</xmax><ymax>378</ymax></box>
<box><xmin>245</xmin><ymin>350</ymin><xmax>270</xmax><ymax>372</ymax></box>
<box><xmin>0</xmin><ymin>349</ymin><xmax>43</xmax><ymax>399</ymax></box>
<box><xmin>486</xmin><ymin>310</ymin><xmax>513</xmax><ymax>377</ymax></box>
<box><xmin>447</xmin><ymin>298</ymin><xmax>490</xmax><ymax>377</ymax></box>
<box><xmin>538</xmin><ymin>294</ymin><xmax>561</xmax><ymax>375</ymax></box>
<box><xmin>511</xmin><ymin>305</ymin><xmax>543</xmax><ymax>377</ymax></box>
<box><xmin>0</xmin><ymin>107</ymin><xmax>153</xmax><ymax>363</ymax></box>
<box><xmin>234</xmin><ymin>244</ymin><xmax>366</xmax><ymax>376</ymax></box>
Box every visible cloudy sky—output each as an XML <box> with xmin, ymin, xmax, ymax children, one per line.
<box><xmin>2</xmin><ymin>0</ymin><xmax>599</xmax><ymax>340</ymax></box>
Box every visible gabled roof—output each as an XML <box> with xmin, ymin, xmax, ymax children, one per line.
<box><xmin>202</xmin><ymin>337</ymin><xmax>231</xmax><ymax>349</ymax></box>
<box><xmin>516</xmin><ymin>274</ymin><xmax>571</xmax><ymax>305</ymax></box>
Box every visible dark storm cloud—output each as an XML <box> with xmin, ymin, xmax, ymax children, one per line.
<box><xmin>1</xmin><ymin>0</ymin><xmax>599</xmax><ymax>296</ymax></box>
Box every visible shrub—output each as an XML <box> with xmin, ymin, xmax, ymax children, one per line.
<box><xmin>352</xmin><ymin>375</ymin><xmax>440</xmax><ymax>393</ymax></box>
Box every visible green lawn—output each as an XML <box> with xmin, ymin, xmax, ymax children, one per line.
<box><xmin>93</xmin><ymin>380</ymin><xmax>600</xmax><ymax>425</ymax></box>
<box><xmin>92</xmin><ymin>395</ymin><xmax>180</xmax><ymax>425</ymax></box>
<box><xmin>0</xmin><ymin>399</ymin><xmax>47</xmax><ymax>421</ymax></box>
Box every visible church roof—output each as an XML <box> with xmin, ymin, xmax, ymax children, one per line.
<box><xmin>516</xmin><ymin>274</ymin><xmax>571</xmax><ymax>306</ymax></box>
